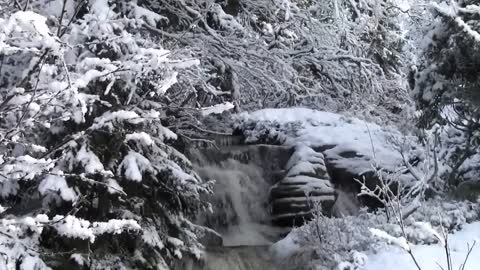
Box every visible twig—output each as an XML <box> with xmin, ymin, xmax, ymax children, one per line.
<box><xmin>22</xmin><ymin>0</ymin><xmax>30</xmax><ymax>11</ymax></box>
<box><xmin>12</xmin><ymin>56</ymin><xmax>46</xmax><ymax>132</ymax></box>
<box><xmin>57</xmin><ymin>0</ymin><xmax>68</xmax><ymax>36</ymax></box>
<box><xmin>460</xmin><ymin>241</ymin><xmax>476</xmax><ymax>270</ymax></box>
<box><xmin>189</xmin><ymin>124</ymin><xmax>231</xmax><ymax>136</ymax></box>
<box><xmin>60</xmin><ymin>0</ymin><xmax>87</xmax><ymax>38</ymax></box>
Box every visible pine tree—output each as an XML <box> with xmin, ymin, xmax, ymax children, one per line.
<box><xmin>0</xmin><ymin>1</ymin><xmax>212</xmax><ymax>268</ymax></box>
<box><xmin>414</xmin><ymin>0</ymin><xmax>480</xmax><ymax>186</ymax></box>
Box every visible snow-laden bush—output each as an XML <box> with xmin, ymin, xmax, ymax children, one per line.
<box><xmin>273</xmin><ymin>198</ymin><xmax>479</xmax><ymax>270</ymax></box>
<box><xmin>0</xmin><ymin>1</ymin><xmax>213</xmax><ymax>268</ymax></box>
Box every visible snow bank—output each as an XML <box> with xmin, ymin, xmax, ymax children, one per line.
<box><xmin>365</xmin><ymin>222</ymin><xmax>480</xmax><ymax>270</ymax></box>
<box><xmin>270</xmin><ymin>228</ymin><xmax>302</xmax><ymax>258</ymax></box>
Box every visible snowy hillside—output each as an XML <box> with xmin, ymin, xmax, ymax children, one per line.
<box><xmin>1</xmin><ymin>0</ymin><xmax>479</xmax><ymax>269</ymax></box>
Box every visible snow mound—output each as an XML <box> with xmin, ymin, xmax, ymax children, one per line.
<box><xmin>365</xmin><ymin>222</ymin><xmax>480</xmax><ymax>270</ymax></box>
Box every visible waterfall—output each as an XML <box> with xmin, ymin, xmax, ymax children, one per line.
<box><xmin>186</xmin><ymin>146</ymin><xmax>292</xmax><ymax>270</ymax></box>
<box><xmin>179</xmin><ymin>143</ymin><xmax>366</xmax><ymax>270</ymax></box>
<box><xmin>195</xmin><ymin>159</ymin><xmax>280</xmax><ymax>246</ymax></box>
<box><xmin>199</xmin><ymin>246</ymin><xmax>275</xmax><ymax>270</ymax></box>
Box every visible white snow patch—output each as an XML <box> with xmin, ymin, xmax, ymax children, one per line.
<box><xmin>201</xmin><ymin>102</ymin><xmax>234</xmax><ymax>116</ymax></box>
<box><xmin>70</xmin><ymin>254</ymin><xmax>85</xmax><ymax>266</ymax></box>
<box><xmin>366</xmin><ymin>222</ymin><xmax>480</xmax><ymax>270</ymax></box>
<box><xmin>125</xmin><ymin>132</ymin><xmax>154</xmax><ymax>146</ymax></box>
<box><xmin>92</xmin><ymin>219</ymin><xmax>141</xmax><ymax>235</ymax></box>
<box><xmin>119</xmin><ymin>151</ymin><xmax>153</xmax><ymax>181</ymax></box>
<box><xmin>270</xmin><ymin>228</ymin><xmax>302</xmax><ymax>258</ymax></box>
<box><xmin>51</xmin><ymin>215</ymin><xmax>140</xmax><ymax>243</ymax></box>
<box><xmin>52</xmin><ymin>215</ymin><xmax>95</xmax><ymax>243</ymax></box>
<box><xmin>131</xmin><ymin>3</ymin><xmax>168</xmax><ymax>27</ymax></box>
<box><xmin>370</xmin><ymin>228</ymin><xmax>411</xmax><ymax>251</ymax></box>
<box><xmin>106</xmin><ymin>178</ymin><xmax>124</xmax><ymax>195</ymax></box>
<box><xmin>76</xmin><ymin>145</ymin><xmax>104</xmax><ymax>174</ymax></box>
<box><xmin>91</xmin><ymin>110</ymin><xmax>143</xmax><ymax>130</ymax></box>
<box><xmin>38</xmin><ymin>174</ymin><xmax>77</xmax><ymax>202</ymax></box>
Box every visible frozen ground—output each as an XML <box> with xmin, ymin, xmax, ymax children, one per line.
<box><xmin>365</xmin><ymin>222</ymin><xmax>480</xmax><ymax>270</ymax></box>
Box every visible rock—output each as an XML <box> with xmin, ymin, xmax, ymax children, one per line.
<box><xmin>197</xmin><ymin>228</ymin><xmax>223</xmax><ymax>247</ymax></box>
<box><xmin>188</xmin><ymin>144</ymin><xmax>293</xmax><ymax>185</ymax></box>
<box><xmin>270</xmin><ymin>146</ymin><xmax>336</xmax><ymax>226</ymax></box>
<box><xmin>323</xmin><ymin>148</ymin><xmax>389</xmax><ymax>209</ymax></box>
<box><xmin>453</xmin><ymin>180</ymin><xmax>480</xmax><ymax>202</ymax></box>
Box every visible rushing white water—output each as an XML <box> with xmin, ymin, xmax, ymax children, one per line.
<box><xmin>195</xmin><ymin>159</ymin><xmax>280</xmax><ymax>246</ymax></box>
<box><xmin>332</xmin><ymin>190</ymin><xmax>360</xmax><ymax>217</ymax></box>
<box><xmin>185</xmin><ymin>146</ymin><xmax>292</xmax><ymax>270</ymax></box>
<box><xmin>199</xmin><ymin>246</ymin><xmax>275</xmax><ymax>270</ymax></box>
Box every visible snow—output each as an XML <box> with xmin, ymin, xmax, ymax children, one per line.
<box><xmin>106</xmin><ymin>178</ymin><xmax>124</xmax><ymax>195</ymax></box>
<box><xmin>212</xmin><ymin>4</ymin><xmax>244</xmax><ymax>32</ymax></box>
<box><xmin>287</xmin><ymin>161</ymin><xmax>324</xmax><ymax>177</ymax></box>
<box><xmin>119</xmin><ymin>151</ymin><xmax>153</xmax><ymax>181</ymax></box>
<box><xmin>0</xmin><ymin>156</ymin><xmax>55</xmax><ymax>197</ymax></box>
<box><xmin>91</xmin><ymin>0</ymin><xmax>111</xmax><ymax>21</ymax></box>
<box><xmin>168</xmin><ymin>237</ymin><xmax>185</xmax><ymax>259</ymax></box>
<box><xmin>270</xmin><ymin>228</ymin><xmax>302</xmax><ymax>258</ymax></box>
<box><xmin>131</xmin><ymin>3</ymin><xmax>168</xmax><ymax>27</ymax></box>
<box><xmin>52</xmin><ymin>215</ymin><xmax>95</xmax><ymax>243</ymax></box>
<box><xmin>166</xmin><ymin>58</ymin><xmax>200</xmax><ymax>69</ymax></box>
<box><xmin>0</xmin><ymin>11</ymin><xmax>60</xmax><ymax>52</ymax></box>
<box><xmin>238</xmin><ymin>108</ymin><xmax>415</xmax><ymax>176</ymax></box>
<box><xmin>70</xmin><ymin>254</ymin><xmax>85</xmax><ymax>266</ymax></box>
<box><xmin>76</xmin><ymin>145</ymin><xmax>104</xmax><ymax>174</ymax></box>
<box><xmin>6</xmin><ymin>94</ymin><xmax>31</xmax><ymax>106</ymax></box>
<box><xmin>366</xmin><ymin>222</ymin><xmax>480</xmax><ymax>270</ymax></box>
<box><xmin>454</xmin><ymin>16</ymin><xmax>480</xmax><ymax>42</ymax></box>
<box><xmin>431</xmin><ymin>2</ymin><xmax>480</xmax><ymax>43</ymax></box>
<box><xmin>286</xmin><ymin>145</ymin><xmax>325</xmax><ymax>169</ymax></box>
<box><xmin>92</xmin><ymin>219</ymin><xmax>141</xmax><ymax>235</ymax></box>
<box><xmin>155</xmin><ymin>71</ymin><xmax>178</xmax><ymax>95</ymax></box>
<box><xmin>18</xmin><ymin>256</ymin><xmax>50</xmax><ymax>270</ymax></box>
<box><xmin>370</xmin><ymin>228</ymin><xmax>411</xmax><ymax>251</ymax></box>
<box><xmin>240</xmin><ymin>108</ymin><xmax>386</xmax><ymax>149</ymax></box>
<box><xmin>91</xmin><ymin>110</ymin><xmax>143</xmax><ymax>130</ymax></box>
<box><xmin>125</xmin><ymin>132</ymin><xmax>155</xmax><ymax>146</ymax></box>
<box><xmin>52</xmin><ymin>215</ymin><xmax>140</xmax><ymax>243</ymax></box>
<box><xmin>158</xmin><ymin>126</ymin><xmax>178</xmax><ymax>141</ymax></box>
<box><xmin>142</xmin><ymin>226</ymin><xmax>165</xmax><ymax>249</ymax></box>
<box><xmin>201</xmin><ymin>102</ymin><xmax>235</xmax><ymax>116</ymax></box>
<box><xmin>38</xmin><ymin>174</ymin><xmax>78</xmax><ymax>202</ymax></box>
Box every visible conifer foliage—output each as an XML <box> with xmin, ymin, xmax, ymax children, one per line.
<box><xmin>414</xmin><ymin>0</ymin><xmax>480</xmax><ymax>186</ymax></box>
<box><xmin>0</xmin><ymin>0</ymin><xmax>211</xmax><ymax>269</ymax></box>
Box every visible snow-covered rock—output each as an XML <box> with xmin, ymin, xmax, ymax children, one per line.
<box><xmin>270</xmin><ymin>145</ymin><xmax>336</xmax><ymax>226</ymax></box>
<box><xmin>237</xmin><ymin>108</ymin><xmax>420</xmax><ymax>210</ymax></box>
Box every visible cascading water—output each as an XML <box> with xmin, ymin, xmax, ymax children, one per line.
<box><xmin>186</xmin><ymin>145</ymin><xmax>292</xmax><ymax>270</ymax></box>
<box><xmin>195</xmin><ymin>159</ymin><xmax>284</xmax><ymax>246</ymax></box>
<box><xmin>197</xmin><ymin>246</ymin><xmax>275</xmax><ymax>270</ymax></box>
